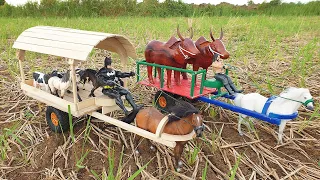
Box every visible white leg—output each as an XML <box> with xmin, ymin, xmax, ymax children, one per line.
<box><xmin>176</xmin><ymin>160</ymin><xmax>183</xmax><ymax>172</ymax></box>
<box><xmin>150</xmin><ymin>145</ymin><xmax>156</xmax><ymax>152</ymax></box>
<box><xmin>238</xmin><ymin>114</ymin><xmax>245</xmax><ymax>136</ymax></box>
<box><xmin>278</xmin><ymin>120</ymin><xmax>287</xmax><ymax>144</ymax></box>
<box><xmin>246</xmin><ymin>118</ymin><xmax>254</xmax><ymax>133</ymax></box>
<box><xmin>135</xmin><ymin>149</ymin><xmax>140</xmax><ymax>156</ymax></box>
<box><xmin>45</xmin><ymin>84</ymin><xmax>49</xmax><ymax>92</ymax></box>
<box><xmin>61</xmin><ymin>89</ymin><xmax>65</xmax><ymax>99</ymax></box>
<box><xmin>33</xmin><ymin>80</ymin><xmax>37</xmax><ymax>88</ymax></box>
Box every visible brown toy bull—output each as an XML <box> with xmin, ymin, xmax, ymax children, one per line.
<box><xmin>145</xmin><ymin>26</ymin><xmax>200</xmax><ymax>88</ymax></box>
<box><xmin>182</xmin><ymin>28</ymin><xmax>230</xmax><ymax>80</ymax></box>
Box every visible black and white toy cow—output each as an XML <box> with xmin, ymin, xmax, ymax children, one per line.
<box><xmin>32</xmin><ymin>70</ymin><xmax>63</xmax><ymax>92</ymax></box>
<box><xmin>33</xmin><ymin>72</ymin><xmax>51</xmax><ymax>92</ymax></box>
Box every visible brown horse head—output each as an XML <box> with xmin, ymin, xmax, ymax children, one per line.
<box><xmin>168</xmin><ymin>100</ymin><xmax>204</xmax><ymax>137</ymax></box>
<box><xmin>177</xmin><ymin>26</ymin><xmax>200</xmax><ymax>59</ymax></box>
<box><xmin>208</xmin><ymin>28</ymin><xmax>230</xmax><ymax>60</ymax></box>
<box><xmin>190</xmin><ymin>113</ymin><xmax>204</xmax><ymax>137</ymax></box>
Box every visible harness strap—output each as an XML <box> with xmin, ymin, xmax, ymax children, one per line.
<box><xmin>178</xmin><ymin>45</ymin><xmax>195</xmax><ymax>60</ymax></box>
<box><xmin>208</xmin><ymin>45</ymin><xmax>223</xmax><ymax>56</ymax></box>
<box><xmin>262</xmin><ymin>96</ymin><xmax>299</xmax><ymax>120</ymax></box>
<box><xmin>261</xmin><ymin>96</ymin><xmax>277</xmax><ymax>115</ymax></box>
<box><xmin>155</xmin><ymin>115</ymin><xmax>169</xmax><ymax>138</ymax></box>
<box><xmin>269</xmin><ymin>112</ymin><xmax>298</xmax><ymax>120</ymax></box>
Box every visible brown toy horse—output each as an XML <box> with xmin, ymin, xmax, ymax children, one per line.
<box><xmin>135</xmin><ymin>100</ymin><xmax>204</xmax><ymax>172</ymax></box>
<box><xmin>145</xmin><ymin>26</ymin><xmax>200</xmax><ymax>88</ymax></box>
<box><xmin>182</xmin><ymin>28</ymin><xmax>230</xmax><ymax>79</ymax></box>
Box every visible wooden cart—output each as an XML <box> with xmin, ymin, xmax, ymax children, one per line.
<box><xmin>13</xmin><ymin>26</ymin><xmax>195</xmax><ymax>148</ymax></box>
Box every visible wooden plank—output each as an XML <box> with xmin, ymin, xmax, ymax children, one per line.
<box><xmin>76</xmin><ymin>104</ymin><xmax>101</xmax><ymax>117</ymax></box>
<box><xmin>77</xmin><ymin>98</ymin><xmax>95</xmax><ymax>110</ymax></box>
<box><xmin>15</xmin><ymin>36</ymin><xmax>93</xmax><ymax>52</ymax></box>
<box><xmin>26</xmin><ymin>27</ymin><xmax>111</xmax><ymax>40</ymax></box>
<box><xmin>69</xmin><ymin>59</ymin><xmax>79</xmax><ymax>105</ymax></box>
<box><xmin>155</xmin><ymin>116</ymin><xmax>169</xmax><ymax>138</ymax></box>
<box><xmin>20</xmin><ymin>31</ymin><xmax>99</xmax><ymax>45</ymax></box>
<box><xmin>102</xmin><ymin>105</ymin><xmax>121</xmax><ymax>114</ymax></box>
<box><xmin>90</xmin><ymin>112</ymin><xmax>176</xmax><ymax>148</ymax></box>
<box><xmin>21</xmin><ymin>82</ymin><xmax>78</xmax><ymax>116</ymax></box>
<box><xmin>13</xmin><ymin>42</ymin><xmax>88</xmax><ymax>61</ymax></box>
<box><xmin>161</xmin><ymin>131</ymin><xmax>196</xmax><ymax>142</ymax></box>
<box><xmin>95</xmin><ymin>96</ymin><xmax>117</xmax><ymax>107</ymax></box>
<box><xmin>102</xmin><ymin>105</ymin><xmax>132</xmax><ymax>114</ymax></box>
<box><xmin>32</xmin><ymin>26</ymin><xmax>115</xmax><ymax>37</ymax></box>
<box><xmin>30</xmin><ymin>26</ymin><xmax>136</xmax><ymax>58</ymax></box>
<box><xmin>17</xmin><ymin>50</ymin><xmax>26</xmax><ymax>83</ymax></box>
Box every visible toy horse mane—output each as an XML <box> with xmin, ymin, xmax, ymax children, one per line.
<box><xmin>61</xmin><ymin>70</ymin><xmax>70</xmax><ymax>82</ymax></box>
<box><xmin>168</xmin><ymin>100</ymin><xmax>199</xmax><ymax>122</ymax></box>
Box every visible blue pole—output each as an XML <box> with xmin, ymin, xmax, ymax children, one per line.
<box><xmin>197</xmin><ymin>96</ymin><xmax>281</xmax><ymax>125</ymax></box>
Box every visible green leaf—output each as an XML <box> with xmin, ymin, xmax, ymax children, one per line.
<box><xmin>202</xmin><ymin>161</ymin><xmax>208</xmax><ymax>180</ymax></box>
<box><xmin>90</xmin><ymin>170</ymin><xmax>101</xmax><ymax>180</ymax></box>
<box><xmin>229</xmin><ymin>154</ymin><xmax>242</xmax><ymax>180</ymax></box>
<box><xmin>76</xmin><ymin>150</ymin><xmax>90</xmax><ymax>169</ymax></box>
<box><xmin>128</xmin><ymin>158</ymin><xmax>153</xmax><ymax>180</ymax></box>
<box><xmin>68</xmin><ymin>105</ymin><xmax>74</xmax><ymax>143</ymax></box>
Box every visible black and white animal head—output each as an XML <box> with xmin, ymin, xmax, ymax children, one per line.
<box><xmin>75</xmin><ymin>68</ymin><xmax>83</xmax><ymax>83</ymax></box>
<box><xmin>61</xmin><ymin>70</ymin><xmax>71</xmax><ymax>83</ymax></box>
<box><xmin>51</xmin><ymin>70</ymin><xmax>63</xmax><ymax>78</ymax></box>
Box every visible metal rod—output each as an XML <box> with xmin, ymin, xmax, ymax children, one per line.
<box><xmin>197</xmin><ymin>96</ymin><xmax>282</xmax><ymax>125</ymax></box>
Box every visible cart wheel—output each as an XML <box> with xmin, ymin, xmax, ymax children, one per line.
<box><xmin>46</xmin><ymin>106</ymin><xmax>70</xmax><ymax>133</ymax></box>
<box><xmin>154</xmin><ymin>91</ymin><xmax>176</xmax><ymax>113</ymax></box>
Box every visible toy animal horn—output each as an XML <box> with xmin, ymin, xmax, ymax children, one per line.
<box><xmin>220</xmin><ymin>28</ymin><xmax>223</xmax><ymax>39</ymax></box>
<box><xmin>189</xmin><ymin>27</ymin><xmax>193</xmax><ymax>39</ymax></box>
<box><xmin>210</xmin><ymin>28</ymin><xmax>215</xmax><ymax>41</ymax></box>
<box><xmin>177</xmin><ymin>25</ymin><xmax>185</xmax><ymax>41</ymax></box>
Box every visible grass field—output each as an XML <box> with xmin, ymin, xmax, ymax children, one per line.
<box><xmin>0</xmin><ymin>16</ymin><xmax>320</xmax><ymax>179</ymax></box>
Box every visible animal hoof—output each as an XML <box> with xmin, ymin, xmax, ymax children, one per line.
<box><xmin>135</xmin><ymin>150</ymin><xmax>140</xmax><ymax>156</ymax></box>
<box><xmin>176</xmin><ymin>168</ymin><xmax>181</xmax><ymax>172</ymax></box>
<box><xmin>277</xmin><ymin>141</ymin><xmax>283</xmax><ymax>145</ymax></box>
<box><xmin>150</xmin><ymin>145</ymin><xmax>156</xmax><ymax>152</ymax></box>
<box><xmin>239</xmin><ymin>132</ymin><xmax>244</xmax><ymax>136</ymax></box>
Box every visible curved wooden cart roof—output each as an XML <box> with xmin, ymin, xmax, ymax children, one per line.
<box><xmin>13</xmin><ymin>26</ymin><xmax>137</xmax><ymax>116</ymax></box>
<box><xmin>13</xmin><ymin>26</ymin><xmax>195</xmax><ymax>148</ymax></box>
<box><xmin>13</xmin><ymin>26</ymin><xmax>136</xmax><ymax>62</ymax></box>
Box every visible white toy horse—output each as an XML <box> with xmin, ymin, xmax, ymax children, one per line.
<box><xmin>234</xmin><ymin>87</ymin><xmax>314</xmax><ymax>144</ymax></box>
<box><xmin>48</xmin><ymin>70</ymin><xmax>71</xmax><ymax>99</ymax></box>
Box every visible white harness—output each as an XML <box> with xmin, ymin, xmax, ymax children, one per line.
<box><xmin>179</xmin><ymin>45</ymin><xmax>196</xmax><ymax>60</ymax></box>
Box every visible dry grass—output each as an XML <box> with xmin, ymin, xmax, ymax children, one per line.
<box><xmin>0</xmin><ymin>16</ymin><xmax>320</xmax><ymax>179</ymax></box>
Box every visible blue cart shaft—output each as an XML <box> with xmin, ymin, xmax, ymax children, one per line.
<box><xmin>197</xmin><ymin>96</ymin><xmax>282</xmax><ymax>125</ymax></box>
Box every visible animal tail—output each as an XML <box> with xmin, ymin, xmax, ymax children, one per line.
<box><xmin>233</xmin><ymin>93</ymin><xmax>245</xmax><ymax>107</ymax></box>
